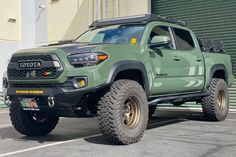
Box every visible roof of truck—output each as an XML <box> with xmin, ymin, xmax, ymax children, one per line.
<box><xmin>90</xmin><ymin>14</ymin><xmax>187</xmax><ymax>28</ymax></box>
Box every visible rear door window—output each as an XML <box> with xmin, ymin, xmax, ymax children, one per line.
<box><xmin>173</xmin><ymin>28</ymin><xmax>195</xmax><ymax>50</ymax></box>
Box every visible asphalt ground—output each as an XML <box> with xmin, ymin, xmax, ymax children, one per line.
<box><xmin>0</xmin><ymin>107</ymin><xmax>236</xmax><ymax>157</ymax></box>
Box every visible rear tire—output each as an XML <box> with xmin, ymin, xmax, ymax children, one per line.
<box><xmin>10</xmin><ymin>104</ymin><xmax>59</xmax><ymax>136</ymax></box>
<box><xmin>97</xmin><ymin>80</ymin><xmax>148</xmax><ymax>145</ymax></box>
<box><xmin>201</xmin><ymin>78</ymin><xmax>229</xmax><ymax>121</ymax></box>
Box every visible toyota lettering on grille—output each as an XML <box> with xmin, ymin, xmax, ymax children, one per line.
<box><xmin>18</xmin><ymin>61</ymin><xmax>42</xmax><ymax>69</ymax></box>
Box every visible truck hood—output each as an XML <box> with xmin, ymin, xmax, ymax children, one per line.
<box><xmin>15</xmin><ymin>43</ymin><xmax>101</xmax><ymax>55</ymax></box>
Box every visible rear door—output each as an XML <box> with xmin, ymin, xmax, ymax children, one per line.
<box><xmin>172</xmin><ymin>27</ymin><xmax>205</xmax><ymax>92</ymax></box>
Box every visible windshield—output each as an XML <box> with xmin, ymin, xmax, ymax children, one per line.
<box><xmin>76</xmin><ymin>25</ymin><xmax>145</xmax><ymax>45</ymax></box>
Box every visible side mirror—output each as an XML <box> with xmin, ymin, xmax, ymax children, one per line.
<box><xmin>150</xmin><ymin>35</ymin><xmax>171</xmax><ymax>48</ymax></box>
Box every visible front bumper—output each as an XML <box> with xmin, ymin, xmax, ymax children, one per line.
<box><xmin>6</xmin><ymin>83</ymin><xmax>109</xmax><ymax>117</ymax></box>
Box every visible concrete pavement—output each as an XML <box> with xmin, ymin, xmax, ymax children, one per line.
<box><xmin>0</xmin><ymin>107</ymin><xmax>236</xmax><ymax>157</ymax></box>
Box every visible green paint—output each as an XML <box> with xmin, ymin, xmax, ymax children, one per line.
<box><xmin>8</xmin><ymin>19</ymin><xmax>234</xmax><ymax>99</ymax></box>
<box><xmin>152</xmin><ymin>0</ymin><xmax>236</xmax><ymax>105</ymax></box>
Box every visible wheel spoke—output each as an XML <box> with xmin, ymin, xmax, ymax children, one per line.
<box><xmin>123</xmin><ymin>96</ymin><xmax>141</xmax><ymax>128</ymax></box>
<box><xmin>217</xmin><ymin>90</ymin><xmax>226</xmax><ymax>110</ymax></box>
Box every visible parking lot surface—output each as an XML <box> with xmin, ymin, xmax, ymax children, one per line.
<box><xmin>0</xmin><ymin>107</ymin><xmax>236</xmax><ymax>157</ymax></box>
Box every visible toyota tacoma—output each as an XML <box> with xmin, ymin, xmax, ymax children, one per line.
<box><xmin>5</xmin><ymin>14</ymin><xmax>234</xmax><ymax>145</ymax></box>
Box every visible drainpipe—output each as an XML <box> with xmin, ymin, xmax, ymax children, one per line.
<box><xmin>105</xmin><ymin>0</ymin><xmax>108</xmax><ymax>18</ymax></box>
<box><xmin>117</xmin><ymin>0</ymin><xmax>119</xmax><ymax>17</ymax></box>
<box><xmin>95</xmin><ymin>0</ymin><xmax>99</xmax><ymax>20</ymax></box>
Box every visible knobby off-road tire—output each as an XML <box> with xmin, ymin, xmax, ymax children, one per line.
<box><xmin>201</xmin><ymin>78</ymin><xmax>229</xmax><ymax>121</ymax></box>
<box><xmin>10</xmin><ymin>104</ymin><xmax>59</xmax><ymax>136</ymax></box>
<box><xmin>98</xmin><ymin>80</ymin><xmax>148</xmax><ymax>145</ymax></box>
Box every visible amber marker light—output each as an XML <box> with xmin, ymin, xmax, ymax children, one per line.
<box><xmin>72</xmin><ymin>77</ymin><xmax>88</xmax><ymax>88</ymax></box>
<box><xmin>79</xmin><ymin>79</ymin><xmax>86</xmax><ymax>87</ymax></box>
<box><xmin>98</xmin><ymin>55</ymin><xmax>108</xmax><ymax>61</ymax></box>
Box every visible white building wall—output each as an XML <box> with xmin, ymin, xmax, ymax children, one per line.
<box><xmin>0</xmin><ymin>0</ymin><xmax>21</xmax><ymax>91</ymax></box>
<box><xmin>21</xmin><ymin>0</ymin><xmax>48</xmax><ymax>48</ymax></box>
<box><xmin>0</xmin><ymin>41</ymin><xmax>20</xmax><ymax>91</ymax></box>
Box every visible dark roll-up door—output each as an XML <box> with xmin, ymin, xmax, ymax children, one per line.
<box><xmin>152</xmin><ymin>0</ymin><xmax>236</xmax><ymax>106</ymax></box>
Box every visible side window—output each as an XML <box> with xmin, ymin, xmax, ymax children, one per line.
<box><xmin>148</xmin><ymin>26</ymin><xmax>175</xmax><ymax>50</ymax></box>
<box><xmin>173</xmin><ymin>28</ymin><xmax>195</xmax><ymax>50</ymax></box>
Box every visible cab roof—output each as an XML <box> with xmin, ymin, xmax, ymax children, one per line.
<box><xmin>90</xmin><ymin>14</ymin><xmax>187</xmax><ymax>28</ymax></box>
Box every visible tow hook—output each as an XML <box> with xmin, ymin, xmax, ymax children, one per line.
<box><xmin>4</xmin><ymin>96</ymin><xmax>11</xmax><ymax>106</ymax></box>
<box><xmin>48</xmin><ymin>96</ymin><xmax>55</xmax><ymax>107</ymax></box>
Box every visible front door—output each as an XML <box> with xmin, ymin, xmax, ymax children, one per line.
<box><xmin>147</xmin><ymin>25</ymin><xmax>185</xmax><ymax>95</ymax></box>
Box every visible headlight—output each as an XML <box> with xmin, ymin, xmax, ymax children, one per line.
<box><xmin>68</xmin><ymin>53</ymin><xmax>108</xmax><ymax>67</ymax></box>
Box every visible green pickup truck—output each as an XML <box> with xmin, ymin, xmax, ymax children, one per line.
<box><xmin>5</xmin><ymin>14</ymin><xmax>234</xmax><ymax>145</ymax></box>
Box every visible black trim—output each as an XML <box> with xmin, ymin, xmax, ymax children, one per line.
<box><xmin>90</xmin><ymin>14</ymin><xmax>186</xmax><ymax>28</ymax></box>
<box><xmin>6</xmin><ymin>83</ymin><xmax>110</xmax><ymax>118</ymax></box>
<box><xmin>148</xmin><ymin>92</ymin><xmax>209</xmax><ymax>106</ymax></box>
<box><xmin>107</xmin><ymin>61</ymin><xmax>149</xmax><ymax>95</ymax></box>
<box><xmin>7</xmin><ymin>54</ymin><xmax>63</xmax><ymax>80</ymax></box>
<box><xmin>7</xmin><ymin>83</ymin><xmax>110</xmax><ymax>96</ymax></box>
<box><xmin>171</xmin><ymin>27</ymin><xmax>196</xmax><ymax>51</ymax></box>
<box><xmin>207</xmin><ymin>64</ymin><xmax>228</xmax><ymax>87</ymax></box>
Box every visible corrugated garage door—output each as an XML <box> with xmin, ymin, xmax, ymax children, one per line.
<box><xmin>152</xmin><ymin>0</ymin><xmax>236</xmax><ymax>106</ymax></box>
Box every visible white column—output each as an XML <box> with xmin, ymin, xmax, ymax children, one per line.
<box><xmin>20</xmin><ymin>0</ymin><xmax>36</xmax><ymax>49</ymax></box>
<box><xmin>35</xmin><ymin>0</ymin><xmax>48</xmax><ymax>46</ymax></box>
<box><xmin>20</xmin><ymin>0</ymin><xmax>48</xmax><ymax>48</ymax></box>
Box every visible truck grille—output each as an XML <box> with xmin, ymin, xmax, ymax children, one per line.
<box><xmin>8</xmin><ymin>54</ymin><xmax>63</xmax><ymax>80</ymax></box>
<box><xmin>8</xmin><ymin>68</ymin><xmax>57</xmax><ymax>79</ymax></box>
<box><xmin>10</xmin><ymin>55</ymin><xmax>53</xmax><ymax>62</ymax></box>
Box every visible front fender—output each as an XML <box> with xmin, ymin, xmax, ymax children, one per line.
<box><xmin>106</xmin><ymin>60</ymin><xmax>150</xmax><ymax>95</ymax></box>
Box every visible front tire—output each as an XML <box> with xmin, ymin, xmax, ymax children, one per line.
<box><xmin>201</xmin><ymin>78</ymin><xmax>229</xmax><ymax>121</ymax></box>
<box><xmin>10</xmin><ymin>104</ymin><xmax>59</xmax><ymax>136</ymax></box>
<box><xmin>98</xmin><ymin>80</ymin><xmax>148</xmax><ymax>145</ymax></box>
<box><xmin>148</xmin><ymin>106</ymin><xmax>156</xmax><ymax>118</ymax></box>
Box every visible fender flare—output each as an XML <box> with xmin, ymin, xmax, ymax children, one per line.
<box><xmin>207</xmin><ymin>64</ymin><xmax>228</xmax><ymax>87</ymax></box>
<box><xmin>107</xmin><ymin>60</ymin><xmax>149</xmax><ymax>95</ymax></box>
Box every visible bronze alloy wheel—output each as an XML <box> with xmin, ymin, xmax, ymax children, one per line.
<box><xmin>201</xmin><ymin>78</ymin><xmax>229</xmax><ymax>121</ymax></box>
<box><xmin>217</xmin><ymin>90</ymin><xmax>226</xmax><ymax>110</ymax></box>
<box><xmin>123</xmin><ymin>96</ymin><xmax>141</xmax><ymax>129</ymax></box>
<box><xmin>98</xmin><ymin>80</ymin><xmax>148</xmax><ymax>144</ymax></box>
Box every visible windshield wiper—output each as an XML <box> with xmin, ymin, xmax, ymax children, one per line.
<box><xmin>87</xmin><ymin>42</ymin><xmax>111</xmax><ymax>45</ymax></box>
<box><xmin>74</xmin><ymin>42</ymin><xmax>91</xmax><ymax>44</ymax></box>
<box><xmin>74</xmin><ymin>42</ymin><xmax>111</xmax><ymax>45</ymax></box>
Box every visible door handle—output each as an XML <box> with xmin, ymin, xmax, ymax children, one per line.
<box><xmin>196</xmin><ymin>57</ymin><xmax>202</xmax><ymax>62</ymax></box>
<box><xmin>173</xmin><ymin>56</ymin><xmax>181</xmax><ymax>61</ymax></box>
